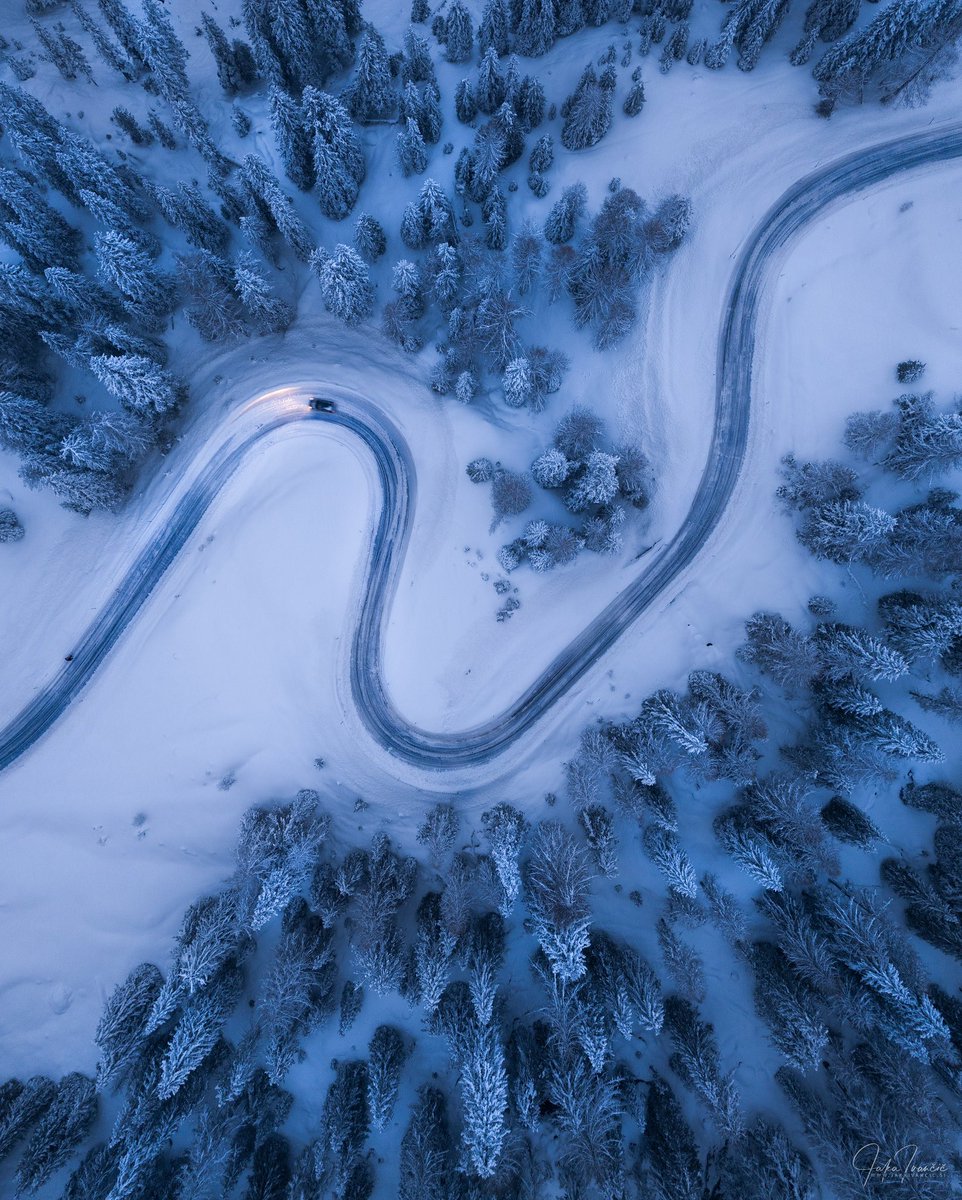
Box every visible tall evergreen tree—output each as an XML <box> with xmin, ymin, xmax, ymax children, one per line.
<box><xmin>446</xmin><ymin>1</ymin><xmax>475</xmax><ymax>61</ymax></box>
<box><xmin>303</xmin><ymin>88</ymin><xmax>365</xmax><ymax>220</ymax></box>
<box><xmin>397</xmin><ymin>118</ymin><xmax>429</xmax><ymax>176</ymax></box>
<box><xmin>346</xmin><ymin>24</ymin><xmax>395</xmax><ymax>120</ymax></box>
<box><xmin>269</xmin><ymin>87</ymin><xmax>315</xmax><ymax>191</ymax></box>
<box><xmin>516</xmin><ymin>0</ymin><xmax>556</xmax><ymax>55</ymax></box>
<box><xmin>90</xmin><ymin>354</ymin><xmax>182</xmax><ymax>414</ymax></box>
<box><xmin>480</xmin><ymin>0</ymin><xmax>511</xmax><ymax>54</ymax></box>
<box><xmin>311</xmin><ymin>244</ymin><xmax>375</xmax><ymax>324</ymax></box>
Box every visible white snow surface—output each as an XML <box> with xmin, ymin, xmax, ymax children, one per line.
<box><xmin>0</xmin><ymin>0</ymin><xmax>961</xmax><ymax>1134</ymax></box>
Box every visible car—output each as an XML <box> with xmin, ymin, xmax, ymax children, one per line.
<box><xmin>309</xmin><ymin>397</ymin><xmax>337</xmax><ymax>413</ymax></box>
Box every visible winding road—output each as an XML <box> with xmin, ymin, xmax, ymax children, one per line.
<box><xmin>2</xmin><ymin>125</ymin><xmax>961</xmax><ymax>773</ymax></box>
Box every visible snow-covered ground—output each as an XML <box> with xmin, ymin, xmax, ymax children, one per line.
<box><xmin>1</xmin><ymin>0</ymin><xmax>961</xmax><ymax>1087</ymax></box>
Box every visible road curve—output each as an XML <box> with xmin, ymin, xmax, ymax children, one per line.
<box><xmin>2</xmin><ymin>125</ymin><xmax>961</xmax><ymax>773</ymax></box>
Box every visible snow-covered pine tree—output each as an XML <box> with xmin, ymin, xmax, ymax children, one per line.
<box><xmin>482</xmin><ymin>186</ymin><xmax>508</xmax><ymax>251</ymax></box>
<box><xmin>459</xmin><ymin>1022</ymin><xmax>509</xmax><ymax>1178</ymax></box>
<box><xmin>561</xmin><ymin>66</ymin><xmax>612</xmax><ymax>150</ymax></box>
<box><xmin>367</xmin><ymin>1026</ymin><xmax>408</xmax><ymax>1131</ymax></box>
<box><xmin>446</xmin><ymin>1</ymin><xmax>475</xmax><ymax>62</ymax></box>
<box><xmin>318</xmin><ymin>1060</ymin><xmax>370</xmax><ymax>1192</ymax></box>
<box><xmin>96</xmin><ymin>963</ymin><xmax>164</xmax><ymax>1090</ymax></box>
<box><xmin>416</xmin><ymin>802</ymin><xmax>459</xmax><ymax>868</ymax></box>
<box><xmin>137</xmin><ymin>0</ymin><xmax>191</xmax><ymax>99</ymax></box>
<box><xmin>311</xmin><ymin>245</ymin><xmax>375</xmax><ymax>325</ymax></box>
<box><xmin>95</xmin><ymin>232</ymin><xmax>174</xmax><ymax>329</ymax></box>
<box><xmin>346</xmin><ymin>25</ymin><xmax>395</xmax><ymax>121</ymax></box>
<box><xmin>303</xmin><ymin>88</ymin><xmax>365</xmax><ymax>220</ymax></box>
<box><xmin>269</xmin><ymin>87</ymin><xmax>314</xmax><ymax>191</ymax></box>
<box><xmin>201</xmin><ymin>13</ymin><xmax>242</xmax><ymax>95</ymax></box>
<box><xmin>516</xmin><ymin>0</ymin><xmax>556</xmax><ymax>55</ymax></box>
<box><xmin>354</xmin><ymin>213</ymin><xmax>387</xmax><ymax>262</ymax></box>
<box><xmin>0</xmin><ymin>1076</ymin><xmax>56</xmax><ymax>1162</ymax></box>
<box><xmin>15</xmin><ymin>1073</ymin><xmax>98</xmax><ymax>1194</ymax></box>
<box><xmin>480</xmin><ymin>0</ymin><xmax>511</xmax><ymax>55</ymax></box>
<box><xmin>234</xmin><ymin>254</ymin><xmax>294</xmax><ymax>334</ymax></box>
<box><xmin>157</xmin><ymin>967</ymin><xmax>242</xmax><ymax>1100</ymax></box>
<box><xmin>544</xmin><ymin>182</ymin><xmax>587</xmax><ymax>244</ymax></box>
<box><xmin>339</xmin><ymin>979</ymin><xmax>364</xmax><ymax>1035</ymax></box>
<box><xmin>90</xmin><ymin>354</ymin><xmax>182</xmax><ymax>415</ymax></box>
<box><xmin>397</xmin><ymin>118</ymin><xmax>429</xmax><ymax>177</ymax></box>
<box><xmin>531</xmin><ymin>446</ymin><xmax>572</xmax><ymax>488</ymax></box>
<box><xmin>399</xmin><ymin>1087</ymin><xmax>453</xmax><ymax>1200</ymax></box>
<box><xmin>72</xmin><ymin>1</ymin><xmax>135</xmax><ymax>78</ymax></box>
<box><xmin>525</xmin><ymin>821</ymin><xmax>592</xmax><ymax>982</ymax></box>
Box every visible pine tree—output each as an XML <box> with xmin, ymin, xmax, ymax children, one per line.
<box><xmin>525</xmin><ymin>821</ymin><xmax>592</xmax><ymax>981</ymax></box>
<box><xmin>399</xmin><ymin>1087</ymin><xmax>452</xmax><ymax>1200</ymax></box>
<box><xmin>367</xmin><ymin>1026</ymin><xmax>408</xmax><ymax>1132</ymax></box>
<box><xmin>403</xmin><ymin>28</ymin><xmax>435</xmax><ymax>82</ymax></box>
<box><xmin>479</xmin><ymin>0</ymin><xmax>511</xmax><ymax>55</ymax></box>
<box><xmin>339</xmin><ymin>979</ymin><xmax>364</xmax><ymax>1035</ymax></box>
<box><xmin>516</xmin><ymin>0</ymin><xmax>556</xmax><ymax>55</ymax></box>
<box><xmin>311</xmin><ymin>245</ymin><xmax>375</xmax><ymax>324</ymax></box>
<box><xmin>482</xmin><ymin>186</ymin><xmax>508</xmax><ymax>251</ymax></box>
<box><xmin>481</xmin><ymin>803</ymin><xmax>529</xmax><ymax>914</ymax></box>
<box><xmin>0</xmin><ymin>1076</ymin><xmax>56</xmax><ymax>1161</ymax></box>
<box><xmin>96</xmin><ymin>963</ymin><xmax>164</xmax><ymax>1090</ymax></box>
<box><xmin>55</xmin><ymin>132</ymin><xmax>146</xmax><ymax>219</ymax></box>
<box><xmin>514</xmin><ymin>74</ymin><xmax>546</xmax><ymax>129</ymax></box>
<box><xmin>97</xmin><ymin>0</ymin><xmax>144</xmax><ymax>65</ymax></box>
<box><xmin>242</xmin><ymin>156</ymin><xmax>315</xmax><ymax>260</ymax></box>
<box><xmin>467</xmin><ymin>457</ymin><xmax>494</xmax><ymax>483</ymax></box>
<box><xmin>346</xmin><ymin>25</ymin><xmax>395</xmax><ymax>121</ymax></box>
<box><xmin>111</xmin><ymin>107</ymin><xmax>152</xmax><ymax>145</ymax></box>
<box><xmin>420</xmin><ymin>85</ymin><xmax>443</xmax><ymax>143</ymax></box>
<box><xmin>234</xmin><ymin>254</ymin><xmax>294</xmax><ymax>334</ymax></box>
<box><xmin>137</xmin><ymin>0</ymin><xmax>191</xmax><ymax>99</ymax></box>
<box><xmin>460</xmin><ymin>1023</ymin><xmax>509</xmax><ymax>1178</ymax></box>
<box><xmin>304</xmin><ymin>88</ymin><xmax>365</xmax><ymax>220</ymax></box>
<box><xmin>152</xmin><ymin>181</ymin><xmax>230</xmax><ymax>254</ymax></box>
<box><xmin>349</xmin><ymin>833</ymin><xmax>417</xmax><ymax>995</ymax></box>
<box><xmin>544</xmin><ymin>182</ymin><xmax>587</xmax><ymax>244</ymax></box>
<box><xmin>624</xmin><ymin>78</ymin><xmax>645</xmax><ymax>115</ymax></box>
<box><xmin>354</xmin><ymin>212</ymin><xmax>386</xmax><ymax>262</ymax></box>
<box><xmin>158</xmin><ymin>969</ymin><xmax>242</xmax><ymax>1100</ymax></box>
<box><xmin>455</xmin><ymin>78</ymin><xmax>479</xmax><ymax>122</ymax></box>
<box><xmin>201</xmin><ymin>13</ymin><xmax>243</xmax><ymax>95</ymax></box>
<box><xmin>416</xmin><ymin>803</ymin><xmax>459</xmax><ymax>868</ymax></box>
<box><xmin>71</xmin><ymin>1</ymin><xmax>135</xmax><ymax>79</ymax></box>
<box><xmin>0</xmin><ymin>508</ymin><xmax>24</xmax><ymax>542</ymax></box>
<box><xmin>529</xmin><ymin>447</ymin><xmax>569</xmax><ymax>490</ymax></box>
<box><xmin>561</xmin><ymin>67</ymin><xmax>612</xmax><ymax>149</ymax></box>
<box><xmin>15</xmin><ymin>1073</ymin><xmax>98</xmax><ymax>1193</ymax></box>
<box><xmin>318</xmin><ymin>1060</ymin><xmax>370</xmax><ymax>1191</ymax></box>
<box><xmin>446</xmin><ymin>1</ymin><xmax>475</xmax><ymax>61</ymax></box>
<box><xmin>269</xmin><ymin>87</ymin><xmax>314</xmax><ymax>191</ymax></box>
<box><xmin>90</xmin><ymin>354</ymin><xmax>182</xmax><ymax>415</ymax></box>
<box><xmin>477</xmin><ymin>47</ymin><xmax>507</xmax><ymax>113</ymax></box>
<box><xmin>95</xmin><ymin>232</ymin><xmax>174</xmax><ymax>328</ymax></box>
<box><xmin>643</xmin><ymin>1073</ymin><xmax>706</xmax><ymax>1199</ymax></box>
<box><xmin>397</xmin><ymin>118</ymin><xmax>429</xmax><ymax>176</ymax></box>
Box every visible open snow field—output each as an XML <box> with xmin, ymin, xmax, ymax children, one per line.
<box><xmin>1</xmin><ymin>0</ymin><xmax>961</xmax><ymax>1086</ymax></box>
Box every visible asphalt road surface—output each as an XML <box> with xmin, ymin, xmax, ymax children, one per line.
<box><xmin>2</xmin><ymin>125</ymin><xmax>961</xmax><ymax>773</ymax></box>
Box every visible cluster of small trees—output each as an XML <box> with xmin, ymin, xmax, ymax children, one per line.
<box><xmin>467</xmin><ymin>406</ymin><xmax>654</xmax><ymax>576</ymax></box>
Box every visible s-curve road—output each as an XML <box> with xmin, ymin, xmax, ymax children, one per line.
<box><xmin>2</xmin><ymin>125</ymin><xmax>961</xmax><ymax>773</ymax></box>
